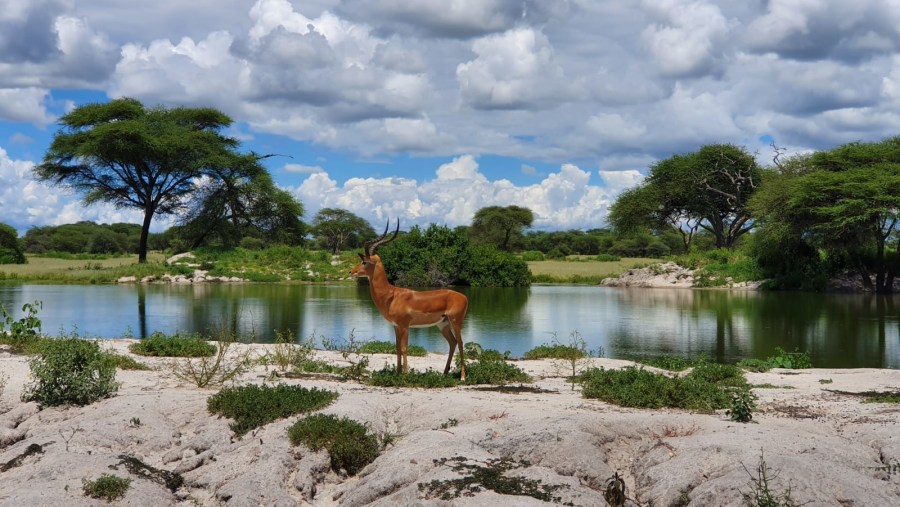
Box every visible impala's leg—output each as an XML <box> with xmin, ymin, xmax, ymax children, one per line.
<box><xmin>437</xmin><ymin>318</ymin><xmax>456</xmax><ymax>376</ymax></box>
<box><xmin>451</xmin><ymin>318</ymin><xmax>466</xmax><ymax>382</ymax></box>
<box><xmin>394</xmin><ymin>326</ymin><xmax>410</xmax><ymax>374</ymax></box>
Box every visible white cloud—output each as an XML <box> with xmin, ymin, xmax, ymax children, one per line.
<box><xmin>0</xmin><ymin>88</ymin><xmax>55</xmax><ymax>124</ymax></box>
<box><xmin>290</xmin><ymin>156</ymin><xmax>620</xmax><ymax>230</ymax></box>
<box><xmin>284</xmin><ymin>163</ymin><xmax>324</xmax><ymax>174</ymax></box>
<box><xmin>640</xmin><ymin>0</ymin><xmax>732</xmax><ymax>77</ymax></box>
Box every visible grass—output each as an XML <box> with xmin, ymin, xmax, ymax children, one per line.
<box><xmin>523</xmin><ymin>343</ymin><xmax>585</xmax><ymax>360</ymax></box>
<box><xmin>0</xmin><ymin>252</ymin><xmax>169</xmax><ymax>283</ymax></box>
<box><xmin>629</xmin><ymin>355</ymin><xmax>695</xmax><ymax>372</ymax></box>
<box><xmin>288</xmin><ymin>413</ymin><xmax>381</xmax><ymax>475</ymax></box>
<box><xmin>82</xmin><ymin>474</ymin><xmax>131</xmax><ymax>501</ymax></box>
<box><xmin>527</xmin><ymin>257</ymin><xmax>659</xmax><ymax>284</ymax></box>
<box><xmin>207</xmin><ymin>383</ymin><xmax>339</xmax><ymax>436</ymax></box>
<box><xmin>359</xmin><ymin>340</ymin><xmax>428</xmax><ymax>357</ymax></box>
<box><xmin>367</xmin><ymin>358</ymin><xmax>532</xmax><ymax>388</ymax></box>
<box><xmin>581</xmin><ymin>361</ymin><xmax>748</xmax><ymax>412</ymax></box>
<box><xmin>128</xmin><ymin>332</ymin><xmax>217</xmax><ymax>357</ymax></box>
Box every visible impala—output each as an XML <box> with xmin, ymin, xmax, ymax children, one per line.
<box><xmin>350</xmin><ymin>220</ymin><xmax>468</xmax><ymax>380</ymax></box>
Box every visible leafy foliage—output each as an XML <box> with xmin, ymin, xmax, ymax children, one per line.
<box><xmin>207</xmin><ymin>384</ymin><xmax>339</xmax><ymax>436</ymax></box>
<box><xmin>368</xmin><ymin>367</ymin><xmax>460</xmax><ymax>388</ymax></box>
<box><xmin>0</xmin><ymin>301</ymin><xmax>43</xmax><ymax>352</ymax></box>
<box><xmin>22</xmin><ymin>338</ymin><xmax>118</xmax><ymax>407</ymax></box>
<box><xmin>288</xmin><ymin>413</ymin><xmax>380</xmax><ymax>475</ymax></box>
<box><xmin>727</xmin><ymin>390</ymin><xmax>758</xmax><ymax>422</ymax></box>
<box><xmin>469</xmin><ymin>205</ymin><xmax>534</xmax><ymax>251</ymax></box>
<box><xmin>128</xmin><ymin>332</ymin><xmax>216</xmax><ymax>357</ymax></box>
<box><xmin>462</xmin><ymin>358</ymin><xmax>532</xmax><ymax>385</ymax></box>
<box><xmin>82</xmin><ymin>474</ymin><xmax>131</xmax><ymax>501</ymax></box>
<box><xmin>377</xmin><ymin>224</ymin><xmax>530</xmax><ymax>287</ymax></box>
<box><xmin>0</xmin><ymin>222</ymin><xmax>26</xmax><ymax>264</ymax></box>
<box><xmin>312</xmin><ymin>208</ymin><xmax>375</xmax><ymax>254</ymax></box>
<box><xmin>359</xmin><ymin>340</ymin><xmax>427</xmax><ymax>357</ymax></box>
<box><xmin>766</xmin><ymin>348</ymin><xmax>812</xmax><ymax>369</ymax></box>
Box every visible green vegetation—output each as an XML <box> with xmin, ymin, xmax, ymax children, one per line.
<box><xmin>311</xmin><ymin>208</ymin><xmax>375</xmax><ymax>254</ymax></box>
<box><xmin>23</xmin><ymin>222</ymin><xmax>144</xmax><ymax>256</ymax></box>
<box><xmin>581</xmin><ymin>361</ymin><xmax>748</xmax><ymax>413</ymax></box>
<box><xmin>0</xmin><ymin>222</ymin><xmax>26</xmax><ymax>264</ymax></box>
<box><xmin>524</xmin><ymin>342</ymin><xmax>585</xmax><ymax>360</ymax></box>
<box><xmin>629</xmin><ymin>354</ymin><xmax>694</xmax><ymax>372</ymax></box>
<box><xmin>727</xmin><ymin>390</ymin><xmax>758</xmax><ymax>423</ymax></box>
<box><xmin>288</xmin><ymin>413</ymin><xmax>380</xmax><ymax>475</ymax></box>
<box><xmin>461</xmin><ymin>358</ymin><xmax>532</xmax><ymax>385</ymax></box>
<box><xmin>419</xmin><ymin>456</ymin><xmax>570</xmax><ymax>503</ymax></box>
<box><xmin>378</xmin><ymin>223</ymin><xmax>530</xmax><ymax>287</ymax></box>
<box><xmin>22</xmin><ymin>337</ymin><xmax>118</xmax><ymax>407</ymax></box>
<box><xmin>863</xmin><ymin>392</ymin><xmax>900</xmax><ymax>404</ymax></box>
<box><xmin>105</xmin><ymin>352</ymin><xmax>151</xmax><ymax>371</ymax></box>
<box><xmin>0</xmin><ymin>301</ymin><xmax>43</xmax><ymax>352</ymax></box>
<box><xmin>738</xmin><ymin>348</ymin><xmax>813</xmax><ymax>372</ymax></box>
<box><xmin>128</xmin><ymin>332</ymin><xmax>216</xmax><ymax>357</ymax></box>
<box><xmin>82</xmin><ymin>474</ymin><xmax>131</xmax><ymax>501</ymax></box>
<box><xmin>672</xmin><ymin>249</ymin><xmax>765</xmax><ymax>287</ymax></box>
<box><xmin>368</xmin><ymin>367</ymin><xmax>460</xmax><ymax>388</ymax></box>
<box><xmin>175</xmin><ymin>246</ymin><xmax>347</xmax><ymax>282</ymax></box>
<box><xmin>470</xmin><ymin>205</ymin><xmax>534</xmax><ymax>251</ymax></box>
<box><xmin>359</xmin><ymin>340</ymin><xmax>427</xmax><ymax>357</ymax></box>
<box><xmin>207</xmin><ymin>384</ymin><xmax>339</xmax><ymax>436</ymax></box>
<box><xmin>527</xmin><ymin>257</ymin><xmax>658</xmax><ymax>284</ymax></box>
<box><xmin>167</xmin><ymin>329</ymin><xmax>253</xmax><ymax>388</ymax></box>
<box><xmin>741</xmin><ymin>452</ymin><xmax>804</xmax><ymax>507</ymax></box>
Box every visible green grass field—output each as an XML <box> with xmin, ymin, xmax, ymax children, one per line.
<box><xmin>527</xmin><ymin>257</ymin><xmax>659</xmax><ymax>284</ymax></box>
<box><xmin>0</xmin><ymin>252</ymin><xmax>168</xmax><ymax>283</ymax></box>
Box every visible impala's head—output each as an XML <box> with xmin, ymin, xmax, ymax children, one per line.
<box><xmin>350</xmin><ymin>219</ymin><xmax>399</xmax><ymax>278</ymax></box>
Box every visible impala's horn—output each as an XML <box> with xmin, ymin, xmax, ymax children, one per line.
<box><xmin>367</xmin><ymin>218</ymin><xmax>399</xmax><ymax>256</ymax></box>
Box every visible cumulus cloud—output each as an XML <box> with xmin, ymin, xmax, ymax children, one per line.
<box><xmin>0</xmin><ymin>88</ymin><xmax>55</xmax><ymax>124</ymax></box>
<box><xmin>640</xmin><ymin>0</ymin><xmax>732</xmax><ymax>77</ymax></box>
<box><xmin>292</xmin><ymin>156</ymin><xmax>617</xmax><ymax>230</ymax></box>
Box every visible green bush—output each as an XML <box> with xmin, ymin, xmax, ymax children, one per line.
<box><xmin>581</xmin><ymin>364</ymin><xmax>748</xmax><ymax>413</ymax></box>
<box><xmin>767</xmin><ymin>347</ymin><xmax>812</xmax><ymax>369</ymax></box>
<box><xmin>595</xmin><ymin>253</ymin><xmax>621</xmax><ymax>262</ymax></box>
<box><xmin>0</xmin><ymin>222</ymin><xmax>26</xmax><ymax>264</ymax></box>
<box><xmin>359</xmin><ymin>340</ymin><xmax>427</xmax><ymax>357</ymax></box>
<box><xmin>629</xmin><ymin>355</ymin><xmax>694</xmax><ymax>372</ymax></box>
<box><xmin>524</xmin><ymin>343</ymin><xmax>585</xmax><ymax>360</ymax></box>
<box><xmin>22</xmin><ymin>338</ymin><xmax>118</xmax><ymax>407</ymax></box>
<box><xmin>0</xmin><ymin>301</ymin><xmax>43</xmax><ymax>351</ymax></box>
<box><xmin>462</xmin><ymin>359</ymin><xmax>531</xmax><ymax>385</ymax></box>
<box><xmin>288</xmin><ymin>413</ymin><xmax>380</xmax><ymax>475</ymax></box>
<box><xmin>82</xmin><ymin>474</ymin><xmax>131</xmax><ymax>501</ymax></box>
<box><xmin>520</xmin><ymin>250</ymin><xmax>545</xmax><ymax>261</ymax></box>
<box><xmin>737</xmin><ymin>358</ymin><xmax>772</xmax><ymax>373</ymax></box>
<box><xmin>105</xmin><ymin>352</ymin><xmax>151</xmax><ymax>371</ymax></box>
<box><xmin>367</xmin><ymin>367</ymin><xmax>459</xmax><ymax>388</ymax></box>
<box><xmin>128</xmin><ymin>332</ymin><xmax>216</xmax><ymax>357</ymax></box>
<box><xmin>208</xmin><ymin>384</ymin><xmax>339</xmax><ymax>436</ymax></box>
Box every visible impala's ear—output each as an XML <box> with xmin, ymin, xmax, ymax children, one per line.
<box><xmin>358</xmin><ymin>253</ymin><xmax>366</xmax><ymax>261</ymax></box>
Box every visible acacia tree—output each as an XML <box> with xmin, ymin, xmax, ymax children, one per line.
<box><xmin>607</xmin><ymin>184</ymin><xmax>701</xmax><ymax>253</ymax></box>
<box><xmin>609</xmin><ymin>144</ymin><xmax>761</xmax><ymax>249</ymax></box>
<box><xmin>774</xmin><ymin>139</ymin><xmax>900</xmax><ymax>293</ymax></box>
<box><xmin>0</xmin><ymin>223</ymin><xmax>25</xmax><ymax>264</ymax></box>
<box><xmin>312</xmin><ymin>208</ymin><xmax>375</xmax><ymax>254</ymax></box>
<box><xmin>34</xmin><ymin>98</ymin><xmax>269</xmax><ymax>262</ymax></box>
<box><xmin>470</xmin><ymin>205</ymin><xmax>534</xmax><ymax>251</ymax></box>
<box><xmin>179</xmin><ymin>169</ymin><xmax>305</xmax><ymax>248</ymax></box>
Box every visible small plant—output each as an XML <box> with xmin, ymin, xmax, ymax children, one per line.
<box><xmin>22</xmin><ymin>338</ymin><xmax>118</xmax><ymax>407</ymax></box>
<box><xmin>632</xmin><ymin>354</ymin><xmax>694</xmax><ymax>372</ymax></box>
<box><xmin>727</xmin><ymin>390</ymin><xmax>758</xmax><ymax>423</ymax></box>
<box><xmin>129</xmin><ymin>417</ymin><xmax>142</xmax><ymax>427</ymax></box>
<box><xmin>129</xmin><ymin>331</ymin><xmax>216</xmax><ymax>357</ymax></box>
<box><xmin>438</xmin><ymin>418</ymin><xmax>459</xmax><ymax>430</ymax></box>
<box><xmin>741</xmin><ymin>451</ymin><xmax>805</xmax><ymax>506</ymax></box>
<box><xmin>461</xmin><ymin>358</ymin><xmax>531</xmax><ymax>385</ymax></box>
<box><xmin>322</xmin><ymin>331</ymin><xmax>370</xmax><ymax>381</ymax></box>
<box><xmin>863</xmin><ymin>392</ymin><xmax>900</xmax><ymax>403</ymax></box>
<box><xmin>604</xmin><ymin>471</ymin><xmax>626</xmax><ymax>507</ymax></box>
<box><xmin>269</xmin><ymin>329</ymin><xmax>306</xmax><ymax>372</ymax></box>
<box><xmin>368</xmin><ymin>367</ymin><xmax>459</xmax><ymax>388</ymax></box>
<box><xmin>207</xmin><ymin>383</ymin><xmax>339</xmax><ymax>436</ymax></box>
<box><xmin>737</xmin><ymin>358</ymin><xmax>772</xmax><ymax>373</ymax></box>
<box><xmin>527</xmin><ymin>331</ymin><xmax>595</xmax><ymax>390</ymax></box>
<box><xmin>818</xmin><ymin>378</ymin><xmax>833</xmax><ymax>384</ymax></box>
<box><xmin>168</xmin><ymin>326</ymin><xmax>253</xmax><ymax>388</ymax></box>
<box><xmin>288</xmin><ymin>413</ymin><xmax>380</xmax><ymax>475</ymax></box>
<box><xmin>418</xmin><ymin>456</ymin><xmax>569</xmax><ymax>503</ymax></box>
<box><xmin>0</xmin><ymin>300</ymin><xmax>43</xmax><ymax>351</ymax></box>
<box><xmin>359</xmin><ymin>340</ymin><xmax>428</xmax><ymax>357</ymax></box>
<box><xmin>0</xmin><ymin>373</ymin><xmax>7</xmax><ymax>399</ymax></box>
<box><xmin>82</xmin><ymin>474</ymin><xmax>131</xmax><ymax>501</ymax></box>
<box><xmin>875</xmin><ymin>459</ymin><xmax>900</xmax><ymax>476</ymax></box>
<box><xmin>105</xmin><ymin>351</ymin><xmax>151</xmax><ymax>371</ymax></box>
<box><xmin>767</xmin><ymin>347</ymin><xmax>812</xmax><ymax>369</ymax></box>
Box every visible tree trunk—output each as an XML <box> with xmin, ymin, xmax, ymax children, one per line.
<box><xmin>138</xmin><ymin>206</ymin><xmax>154</xmax><ymax>263</ymax></box>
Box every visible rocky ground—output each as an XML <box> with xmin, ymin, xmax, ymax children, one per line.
<box><xmin>2</xmin><ymin>342</ymin><xmax>899</xmax><ymax>506</ymax></box>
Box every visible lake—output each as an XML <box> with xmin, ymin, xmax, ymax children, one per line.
<box><xmin>1</xmin><ymin>283</ymin><xmax>897</xmax><ymax>368</ymax></box>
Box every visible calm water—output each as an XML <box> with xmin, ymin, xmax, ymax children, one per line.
<box><xmin>1</xmin><ymin>284</ymin><xmax>897</xmax><ymax>368</ymax></box>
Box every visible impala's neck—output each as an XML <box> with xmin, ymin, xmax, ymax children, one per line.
<box><xmin>366</xmin><ymin>258</ymin><xmax>395</xmax><ymax>309</ymax></box>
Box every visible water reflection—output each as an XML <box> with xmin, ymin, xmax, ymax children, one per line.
<box><xmin>0</xmin><ymin>283</ymin><xmax>896</xmax><ymax>368</ymax></box>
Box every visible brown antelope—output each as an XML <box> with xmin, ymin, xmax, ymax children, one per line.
<box><xmin>350</xmin><ymin>220</ymin><xmax>469</xmax><ymax>380</ymax></box>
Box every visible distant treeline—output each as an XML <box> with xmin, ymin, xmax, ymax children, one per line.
<box><xmin>21</xmin><ymin>222</ymin><xmax>164</xmax><ymax>255</ymax></box>
<box><xmin>520</xmin><ymin>227</ymin><xmax>714</xmax><ymax>259</ymax></box>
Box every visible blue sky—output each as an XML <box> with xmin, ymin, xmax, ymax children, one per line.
<box><xmin>3</xmin><ymin>0</ymin><xmax>900</xmax><ymax>235</ymax></box>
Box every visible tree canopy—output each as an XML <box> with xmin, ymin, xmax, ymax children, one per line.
<box><xmin>470</xmin><ymin>205</ymin><xmax>534</xmax><ymax>251</ymax></box>
<box><xmin>752</xmin><ymin>138</ymin><xmax>900</xmax><ymax>293</ymax></box>
<box><xmin>34</xmin><ymin>98</ymin><xmax>283</xmax><ymax>262</ymax></box>
<box><xmin>0</xmin><ymin>223</ymin><xmax>25</xmax><ymax>264</ymax></box>
<box><xmin>609</xmin><ymin>144</ymin><xmax>761</xmax><ymax>250</ymax></box>
<box><xmin>312</xmin><ymin>208</ymin><xmax>376</xmax><ymax>254</ymax></box>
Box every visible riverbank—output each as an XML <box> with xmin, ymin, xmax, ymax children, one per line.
<box><xmin>2</xmin><ymin>341</ymin><xmax>899</xmax><ymax>506</ymax></box>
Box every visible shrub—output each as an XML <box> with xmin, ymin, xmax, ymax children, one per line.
<box><xmin>359</xmin><ymin>340</ymin><xmax>428</xmax><ymax>357</ymax></box>
<box><xmin>581</xmin><ymin>364</ymin><xmax>748</xmax><ymax>413</ymax></box>
<box><xmin>595</xmin><ymin>253</ymin><xmax>621</xmax><ymax>262</ymax></box>
<box><xmin>0</xmin><ymin>301</ymin><xmax>43</xmax><ymax>352</ymax></box>
<box><xmin>737</xmin><ymin>358</ymin><xmax>772</xmax><ymax>373</ymax></box>
<box><xmin>767</xmin><ymin>347</ymin><xmax>812</xmax><ymax>369</ymax></box>
<box><xmin>208</xmin><ymin>384</ymin><xmax>339</xmax><ymax>436</ymax></box>
<box><xmin>129</xmin><ymin>332</ymin><xmax>216</xmax><ymax>357</ymax></box>
<box><xmin>367</xmin><ymin>367</ymin><xmax>459</xmax><ymax>388</ymax></box>
<box><xmin>524</xmin><ymin>342</ymin><xmax>585</xmax><ymax>360</ymax></box>
<box><xmin>105</xmin><ymin>352</ymin><xmax>151</xmax><ymax>371</ymax></box>
<box><xmin>462</xmin><ymin>358</ymin><xmax>531</xmax><ymax>385</ymax></box>
<box><xmin>168</xmin><ymin>330</ymin><xmax>253</xmax><ymax>388</ymax></box>
<box><xmin>520</xmin><ymin>250</ymin><xmax>545</xmax><ymax>261</ymax></box>
<box><xmin>288</xmin><ymin>413</ymin><xmax>380</xmax><ymax>475</ymax></box>
<box><xmin>82</xmin><ymin>474</ymin><xmax>131</xmax><ymax>501</ymax></box>
<box><xmin>22</xmin><ymin>338</ymin><xmax>118</xmax><ymax>407</ymax></box>
<box><xmin>630</xmin><ymin>355</ymin><xmax>694</xmax><ymax>372</ymax></box>
<box><xmin>727</xmin><ymin>391</ymin><xmax>758</xmax><ymax>423</ymax></box>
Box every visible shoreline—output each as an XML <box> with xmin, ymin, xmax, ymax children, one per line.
<box><xmin>2</xmin><ymin>340</ymin><xmax>899</xmax><ymax>506</ymax></box>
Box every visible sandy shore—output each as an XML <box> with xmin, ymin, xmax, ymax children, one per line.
<box><xmin>1</xmin><ymin>341</ymin><xmax>899</xmax><ymax>506</ymax></box>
